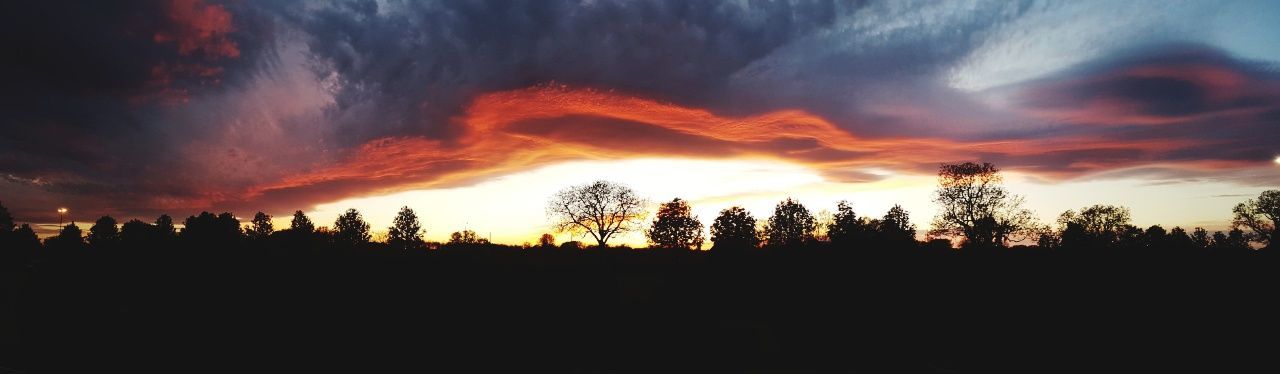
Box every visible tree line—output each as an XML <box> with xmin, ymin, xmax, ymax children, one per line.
<box><xmin>1</xmin><ymin>162</ymin><xmax>1276</xmax><ymax>264</ymax></box>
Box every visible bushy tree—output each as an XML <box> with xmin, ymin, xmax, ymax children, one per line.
<box><xmin>1232</xmin><ymin>190</ymin><xmax>1279</xmax><ymax>249</ymax></box>
<box><xmin>448</xmin><ymin>229</ymin><xmax>486</xmax><ymax>245</ymax></box>
<box><xmin>878</xmin><ymin>204</ymin><xmax>917</xmax><ymax>246</ymax></box>
<box><xmin>546</xmin><ymin>180</ymin><xmax>647</xmax><ymax>247</ymax></box>
<box><xmin>710</xmin><ymin>206</ymin><xmax>758</xmax><ymax>250</ymax></box>
<box><xmin>929</xmin><ymin>162</ymin><xmax>1037</xmax><ymax>248</ymax></box>
<box><xmin>47</xmin><ymin>222</ymin><xmax>84</xmax><ymax>251</ymax></box>
<box><xmin>120</xmin><ymin>219</ymin><xmax>154</xmax><ymax>246</ymax></box>
<box><xmin>646</xmin><ymin>198</ymin><xmax>704</xmax><ymax>250</ymax></box>
<box><xmin>155</xmin><ymin>214</ymin><xmax>176</xmax><ymax>238</ymax></box>
<box><xmin>1056</xmin><ymin>205</ymin><xmax>1133</xmax><ymax>248</ymax></box>
<box><xmin>0</xmin><ymin>201</ymin><xmax>13</xmax><ymax>233</ymax></box>
<box><xmin>333</xmin><ymin>208</ymin><xmax>371</xmax><ymax>247</ymax></box>
<box><xmin>181</xmin><ymin>212</ymin><xmax>243</xmax><ymax>244</ymax></box>
<box><xmin>87</xmin><ymin>216</ymin><xmax>120</xmax><ymax>248</ymax></box>
<box><xmin>538</xmin><ymin>233</ymin><xmax>556</xmax><ymax>248</ymax></box>
<box><xmin>290</xmin><ymin>210</ymin><xmax>315</xmax><ymax>233</ymax></box>
<box><xmin>9</xmin><ymin>224</ymin><xmax>40</xmax><ymax>265</ymax></box>
<box><xmin>1191</xmin><ymin>227</ymin><xmax>1211</xmax><ymax>248</ymax></box>
<box><xmin>248</xmin><ymin>212</ymin><xmax>274</xmax><ymax>240</ymax></box>
<box><xmin>827</xmin><ymin>201</ymin><xmax>871</xmax><ymax>245</ymax></box>
<box><xmin>1168</xmin><ymin>227</ymin><xmax>1195</xmax><ymax>250</ymax></box>
<box><xmin>387</xmin><ymin>206</ymin><xmax>425</xmax><ymax>250</ymax></box>
<box><xmin>764</xmin><ymin>198</ymin><xmax>816</xmax><ymax>248</ymax></box>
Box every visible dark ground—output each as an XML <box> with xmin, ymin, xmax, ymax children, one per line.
<box><xmin>3</xmin><ymin>247</ymin><xmax>1277</xmax><ymax>373</ymax></box>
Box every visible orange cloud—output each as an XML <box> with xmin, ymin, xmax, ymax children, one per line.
<box><xmin>244</xmin><ymin>84</ymin><xmax>1245</xmax><ymax>209</ymax></box>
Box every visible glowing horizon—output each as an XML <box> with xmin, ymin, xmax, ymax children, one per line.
<box><xmin>4</xmin><ymin>1</ymin><xmax>1278</xmax><ymax>243</ymax></box>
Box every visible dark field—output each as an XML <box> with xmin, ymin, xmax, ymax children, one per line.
<box><xmin>4</xmin><ymin>247</ymin><xmax>1278</xmax><ymax>373</ymax></box>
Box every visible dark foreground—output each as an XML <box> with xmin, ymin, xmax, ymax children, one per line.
<box><xmin>3</xmin><ymin>247</ymin><xmax>1278</xmax><ymax>373</ymax></box>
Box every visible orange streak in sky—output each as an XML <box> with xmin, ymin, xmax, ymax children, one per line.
<box><xmin>248</xmin><ymin>85</ymin><xmax>1221</xmax><ymax>202</ymax></box>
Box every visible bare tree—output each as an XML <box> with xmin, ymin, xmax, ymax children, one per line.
<box><xmin>547</xmin><ymin>180</ymin><xmax>647</xmax><ymax>247</ymax></box>
<box><xmin>929</xmin><ymin>162</ymin><xmax>1037</xmax><ymax>248</ymax></box>
<box><xmin>1233</xmin><ymin>190</ymin><xmax>1279</xmax><ymax>248</ymax></box>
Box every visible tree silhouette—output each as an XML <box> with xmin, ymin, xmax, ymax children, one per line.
<box><xmin>9</xmin><ymin>224</ymin><xmax>40</xmax><ymax>265</ymax></box>
<box><xmin>155</xmin><ymin>214</ymin><xmax>176</xmax><ymax>237</ymax></box>
<box><xmin>646</xmin><ymin>198</ymin><xmax>704</xmax><ymax>250</ymax></box>
<box><xmin>1232</xmin><ymin>190</ymin><xmax>1278</xmax><ymax>249</ymax></box>
<box><xmin>333</xmin><ymin>208</ymin><xmax>371</xmax><ymax>247</ymax></box>
<box><xmin>710</xmin><ymin>206</ymin><xmax>758</xmax><ymax>250</ymax></box>
<box><xmin>87</xmin><ymin>215</ymin><xmax>119</xmax><ymax>248</ymax></box>
<box><xmin>764</xmin><ymin>198</ymin><xmax>816</xmax><ymax>248</ymax></box>
<box><xmin>248</xmin><ymin>212</ymin><xmax>273</xmax><ymax>240</ymax></box>
<box><xmin>546</xmin><ymin>180</ymin><xmax>647</xmax><ymax>247</ymax></box>
<box><xmin>1191</xmin><ymin>227</ymin><xmax>1211</xmax><ymax>248</ymax></box>
<box><xmin>1168</xmin><ymin>226</ymin><xmax>1195</xmax><ymax>250</ymax></box>
<box><xmin>47</xmin><ymin>222</ymin><xmax>84</xmax><ymax>251</ymax></box>
<box><xmin>827</xmin><ymin>201</ymin><xmax>871</xmax><ymax>246</ymax></box>
<box><xmin>182</xmin><ymin>212</ymin><xmax>243</xmax><ymax>245</ymax></box>
<box><xmin>1141</xmin><ymin>225</ymin><xmax>1168</xmax><ymax>250</ymax></box>
<box><xmin>0</xmin><ymin>200</ymin><xmax>14</xmax><ymax>232</ymax></box>
<box><xmin>1211</xmin><ymin>228</ymin><xmax>1252</xmax><ymax>251</ymax></box>
<box><xmin>290</xmin><ymin>210</ymin><xmax>315</xmax><ymax>233</ymax></box>
<box><xmin>448</xmin><ymin>229</ymin><xmax>487</xmax><ymax>245</ymax></box>
<box><xmin>929</xmin><ymin>162</ymin><xmax>1037</xmax><ymax>248</ymax></box>
<box><xmin>538</xmin><ymin>233</ymin><xmax>556</xmax><ymax>248</ymax></box>
<box><xmin>387</xmin><ymin>206</ymin><xmax>425</xmax><ymax>250</ymax></box>
<box><xmin>878</xmin><ymin>204</ymin><xmax>917</xmax><ymax>246</ymax></box>
<box><xmin>120</xmin><ymin>219</ymin><xmax>153</xmax><ymax>246</ymax></box>
<box><xmin>1056</xmin><ymin>205</ymin><xmax>1132</xmax><ymax>248</ymax></box>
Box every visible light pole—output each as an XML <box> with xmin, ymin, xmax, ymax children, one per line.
<box><xmin>58</xmin><ymin>207</ymin><xmax>67</xmax><ymax>229</ymax></box>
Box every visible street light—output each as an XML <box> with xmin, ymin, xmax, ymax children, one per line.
<box><xmin>57</xmin><ymin>207</ymin><xmax>67</xmax><ymax>229</ymax></box>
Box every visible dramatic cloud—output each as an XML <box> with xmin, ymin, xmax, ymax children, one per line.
<box><xmin>1</xmin><ymin>0</ymin><xmax>1277</xmax><ymax>230</ymax></box>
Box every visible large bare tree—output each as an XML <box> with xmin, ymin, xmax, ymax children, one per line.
<box><xmin>929</xmin><ymin>162</ymin><xmax>1037</xmax><ymax>248</ymax></box>
<box><xmin>547</xmin><ymin>180</ymin><xmax>648</xmax><ymax>247</ymax></box>
<box><xmin>1233</xmin><ymin>190</ymin><xmax>1279</xmax><ymax>248</ymax></box>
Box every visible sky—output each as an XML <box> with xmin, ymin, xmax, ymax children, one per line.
<box><xmin>2</xmin><ymin>0</ymin><xmax>1278</xmax><ymax>246</ymax></box>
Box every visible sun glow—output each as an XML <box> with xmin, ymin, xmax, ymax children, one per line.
<box><xmin>300</xmin><ymin>157</ymin><xmax>1268</xmax><ymax>248</ymax></box>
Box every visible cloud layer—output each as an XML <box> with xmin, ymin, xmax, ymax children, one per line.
<box><xmin>1</xmin><ymin>0</ymin><xmax>1277</xmax><ymax>227</ymax></box>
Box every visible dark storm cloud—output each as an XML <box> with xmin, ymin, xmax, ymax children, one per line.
<box><xmin>1014</xmin><ymin>45</ymin><xmax>1280</xmax><ymax>123</ymax></box>
<box><xmin>0</xmin><ymin>0</ymin><xmax>279</xmax><ymax>222</ymax></box>
<box><xmin>995</xmin><ymin>44</ymin><xmax>1280</xmax><ymax>176</ymax></box>
<box><xmin>291</xmin><ymin>0</ymin><xmax>852</xmax><ymax>142</ymax></box>
<box><xmin>2</xmin><ymin>0</ymin><xmax>1278</xmax><ymax>231</ymax></box>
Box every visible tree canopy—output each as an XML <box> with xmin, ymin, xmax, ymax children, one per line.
<box><xmin>710</xmin><ymin>206</ymin><xmax>758</xmax><ymax>250</ymax></box>
<box><xmin>333</xmin><ymin>208</ymin><xmax>371</xmax><ymax>247</ymax></box>
<box><xmin>387</xmin><ymin>206</ymin><xmax>425</xmax><ymax>250</ymax></box>
<box><xmin>646</xmin><ymin>198</ymin><xmax>704</xmax><ymax>250</ymax></box>
<box><xmin>929</xmin><ymin>162</ymin><xmax>1037</xmax><ymax>248</ymax></box>
<box><xmin>248</xmin><ymin>212</ymin><xmax>274</xmax><ymax>240</ymax></box>
<box><xmin>1233</xmin><ymin>190</ymin><xmax>1279</xmax><ymax>248</ymax></box>
<box><xmin>764</xmin><ymin>198</ymin><xmax>816</xmax><ymax>248</ymax></box>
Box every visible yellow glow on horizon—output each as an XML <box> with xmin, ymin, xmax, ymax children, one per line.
<box><xmin>1274</xmin><ymin>156</ymin><xmax>1280</xmax><ymax>165</ymax></box>
<box><xmin>302</xmin><ymin>158</ymin><xmax>1266</xmax><ymax>247</ymax></box>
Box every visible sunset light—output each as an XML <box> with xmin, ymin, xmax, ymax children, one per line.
<box><xmin>3</xmin><ymin>2</ymin><xmax>1279</xmax><ymax>371</ymax></box>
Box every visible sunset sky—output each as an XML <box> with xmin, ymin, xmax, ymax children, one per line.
<box><xmin>2</xmin><ymin>0</ymin><xmax>1278</xmax><ymax>246</ymax></box>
